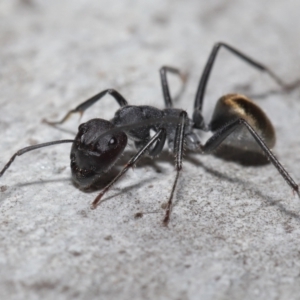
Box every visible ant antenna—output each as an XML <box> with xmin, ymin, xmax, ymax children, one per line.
<box><xmin>0</xmin><ymin>140</ymin><xmax>75</xmax><ymax>177</ymax></box>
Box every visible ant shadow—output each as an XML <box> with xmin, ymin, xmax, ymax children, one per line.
<box><xmin>0</xmin><ymin>178</ymin><xmax>71</xmax><ymax>205</ymax></box>
<box><xmin>114</xmin><ymin>149</ymin><xmax>300</xmax><ymax>224</ymax></box>
<box><xmin>183</xmin><ymin>152</ymin><xmax>300</xmax><ymax>222</ymax></box>
<box><xmin>1</xmin><ymin>147</ymin><xmax>299</xmax><ymax>223</ymax></box>
<box><xmin>212</xmin><ymin>145</ymin><xmax>270</xmax><ymax>166</ymax></box>
<box><xmin>0</xmin><ymin>151</ymin><xmax>161</xmax><ymax>207</ymax></box>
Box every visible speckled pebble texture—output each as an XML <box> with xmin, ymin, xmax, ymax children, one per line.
<box><xmin>1</xmin><ymin>1</ymin><xmax>300</xmax><ymax>299</ymax></box>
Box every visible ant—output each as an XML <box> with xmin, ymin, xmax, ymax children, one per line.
<box><xmin>1</xmin><ymin>42</ymin><xmax>300</xmax><ymax>225</ymax></box>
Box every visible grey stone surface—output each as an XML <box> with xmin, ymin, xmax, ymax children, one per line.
<box><xmin>1</xmin><ymin>0</ymin><xmax>300</xmax><ymax>299</ymax></box>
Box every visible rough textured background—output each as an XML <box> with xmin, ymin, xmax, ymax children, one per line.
<box><xmin>1</xmin><ymin>1</ymin><xmax>300</xmax><ymax>299</ymax></box>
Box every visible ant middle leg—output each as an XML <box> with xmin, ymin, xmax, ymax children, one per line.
<box><xmin>163</xmin><ymin>111</ymin><xmax>187</xmax><ymax>226</ymax></box>
<box><xmin>159</xmin><ymin>66</ymin><xmax>188</xmax><ymax>108</ymax></box>
<box><xmin>202</xmin><ymin>118</ymin><xmax>299</xmax><ymax>196</ymax></box>
<box><xmin>43</xmin><ymin>89</ymin><xmax>128</xmax><ymax>125</ymax></box>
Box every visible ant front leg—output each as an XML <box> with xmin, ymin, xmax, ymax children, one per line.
<box><xmin>163</xmin><ymin>111</ymin><xmax>187</xmax><ymax>226</ymax></box>
<box><xmin>91</xmin><ymin>128</ymin><xmax>166</xmax><ymax>209</ymax></box>
<box><xmin>201</xmin><ymin>118</ymin><xmax>299</xmax><ymax>197</ymax></box>
<box><xmin>192</xmin><ymin>42</ymin><xmax>300</xmax><ymax>128</ymax></box>
<box><xmin>159</xmin><ymin>66</ymin><xmax>188</xmax><ymax>108</ymax></box>
<box><xmin>43</xmin><ymin>89</ymin><xmax>128</xmax><ymax>125</ymax></box>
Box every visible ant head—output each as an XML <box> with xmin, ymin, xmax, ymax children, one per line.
<box><xmin>70</xmin><ymin>118</ymin><xmax>127</xmax><ymax>188</ymax></box>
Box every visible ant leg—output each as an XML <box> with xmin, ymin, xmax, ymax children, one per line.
<box><xmin>163</xmin><ymin>111</ymin><xmax>187</xmax><ymax>226</ymax></box>
<box><xmin>148</xmin><ymin>129</ymin><xmax>167</xmax><ymax>157</ymax></box>
<box><xmin>91</xmin><ymin>128</ymin><xmax>166</xmax><ymax>209</ymax></box>
<box><xmin>160</xmin><ymin>66</ymin><xmax>188</xmax><ymax>108</ymax></box>
<box><xmin>193</xmin><ymin>42</ymin><xmax>300</xmax><ymax>128</ymax></box>
<box><xmin>0</xmin><ymin>140</ymin><xmax>75</xmax><ymax>177</ymax></box>
<box><xmin>43</xmin><ymin>89</ymin><xmax>128</xmax><ymax>125</ymax></box>
<box><xmin>202</xmin><ymin>118</ymin><xmax>299</xmax><ymax>196</ymax></box>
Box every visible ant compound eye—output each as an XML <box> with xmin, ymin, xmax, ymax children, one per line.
<box><xmin>109</xmin><ymin>137</ymin><xmax>117</xmax><ymax>145</ymax></box>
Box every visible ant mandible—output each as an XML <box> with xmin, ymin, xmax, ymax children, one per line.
<box><xmin>1</xmin><ymin>42</ymin><xmax>299</xmax><ymax>225</ymax></box>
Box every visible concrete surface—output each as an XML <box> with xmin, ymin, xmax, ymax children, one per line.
<box><xmin>1</xmin><ymin>0</ymin><xmax>300</xmax><ymax>299</ymax></box>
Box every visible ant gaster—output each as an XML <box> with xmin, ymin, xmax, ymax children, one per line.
<box><xmin>1</xmin><ymin>43</ymin><xmax>300</xmax><ymax>225</ymax></box>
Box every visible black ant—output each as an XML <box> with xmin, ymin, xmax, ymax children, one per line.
<box><xmin>1</xmin><ymin>42</ymin><xmax>300</xmax><ymax>225</ymax></box>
